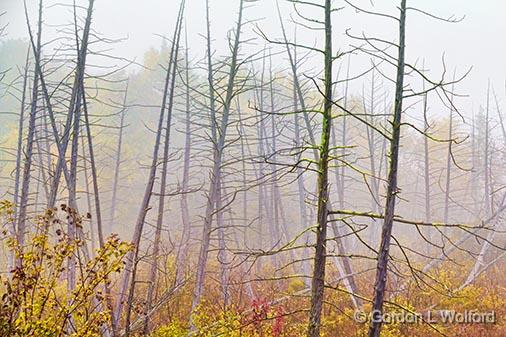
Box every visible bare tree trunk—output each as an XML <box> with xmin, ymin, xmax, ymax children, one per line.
<box><xmin>294</xmin><ymin>97</ymin><xmax>311</xmax><ymax>285</ymax></box>
<box><xmin>268</xmin><ymin>54</ymin><xmax>282</xmax><ymax>258</ymax></box>
<box><xmin>66</xmin><ymin>0</ymin><xmax>96</xmax><ymax>292</ymax></box>
<box><xmin>114</xmin><ymin>2</ymin><xmax>185</xmax><ymax>329</ymax></box>
<box><xmin>307</xmin><ymin>1</ymin><xmax>333</xmax><ymax>335</ymax></box>
<box><xmin>81</xmin><ymin>92</ymin><xmax>116</xmax><ymax>336</ymax></box>
<box><xmin>443</xmin><ymin>80</ymin><xmax>455</xmax><ymax>224</ymax></box>
<box><xmin>277</xmin><ymin>4</ymin><xmax>318</xmax><ymax>159</ymax></box>
<box><xmin>236</xmin><ymin>98</ymin><xmax>257</xmax><ymax>299</ymax></box>
<box><xmin>465</xmin><ymin>80</ymin><xmax>493</xmax><ymax>285</ymax></box>
<box><xmin>422</xmin><ymin>91</ymin><xmax>432</xmax><ymax>254</ymax></box>
<box><xmin>368</xmin><ymin>1</ymin><xmax>406</xmax><ymax>336</ymax></box>
<box><xmin>139</xmin><ymin>15</ymin><xmax>183</xmax><ymax>334</ymax></box>
<box><xmin>339</xmin><ymin>57</ymin><xmax>351</xmax><ymax>211</ymax></box>
<box><xmin>17</xmin><ymin>0</ymin><xmax>43</xmax><ymax>251</ymax></box>
<box><xmin>191</xmin><ymin>0</ymin><xmax>245</xmax><ymax>325</ymax></box>
<box><xmin>81</xmin><ymin>129</ymin><xmax>96</xmax><ymax>253</ymax></box>
<box><xmin>48</xmin><ymin>0</ymin><xmax>94</xmax><ymax>210</ymax></box>
<box><xmin>363</xmin><ymin>71</ymin><xmax>381</xmax><ymax>241</ymax></box>
<box><xmin>109</xmin><ymin>83</ymin><xmax>129</xmax><ymax>235</ymax></box>
<box><xmin>216</xmin><ymin>176</ymin><xmax>230</xmax><ymax>308</ymax></box>
<box><xmin>11</xmin><ymin>47</ymin><xmax>30</xmax><ymax>271</ymax></box>
<box><xmin>175</xmin><ymin>33</ymin><xmax>192</xmax><ymax>285</ymax></box>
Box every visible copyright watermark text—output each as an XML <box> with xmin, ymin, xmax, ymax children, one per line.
<box><xmin>354</xmin><ymin>310</ymin><xmax>496</xmax><ymax>325</ymax></box>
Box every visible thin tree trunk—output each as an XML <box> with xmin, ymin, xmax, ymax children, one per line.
<box><xmin>216</xmin><ymin>175</ymin><xmax>230</xmax><ymax>308</ymax></box>
<box><xmin>175</xmin><ymin>32</ymin><xmax>192</xmax><ymax>285</ymax></box>
<box><xmin>368</xmin><ymin>1</ymin><xmax>406</xmax><ymax>336</ymax></box>
<box><xmin>114</xmin><ymin>2</ymin><xmax>185</xmax><ymax>329</ymax></box>
<box><xmin>11</xmin><ymin>47</ymin><xmax>31</xmax><ymax>271</ymax></box>
<box><xmin>465</xmin><ymin>80</ymin><xmax>493</xmax><ymax>285</ymax></box>
<box><xmin>339</xmin><ymin>56</ymin><xmax>351</xmax><ymax>211</ymax></box>
<box><xmin>109</xmin><ymin>83</ymin><xmax>129</xmax><ymax>235</ymax></box>
<box><xmin>443</xmin><ymin>79</ymin><xmax>455</xmax><ymax>224</ymax></box>
<box><xmin>17</xmin><ymin>0</ymin><xmax>43</xmax><ymax>252</ymax></box>
<box><xmin>191</xmin><ymin>0</ymin><xmax>245</xmax><ymax>325</ymax></box>
<box><xmin>422</xmin><ymin>91</ymin><xmax>432</xmax><ymax>254</ymax></box>
<box><xmin>66</xmin><ymin>0</ymin><xmax>96</xmax><ymax>292</ymax></box>
<box><xmin>81</xmin><ymin>129</ymin><xmax>96</xmax><ymax>253</ymax></box>
<box><xmin>139</xmin><ymin>14</ymin><xmax>183</xmax><ymax>334</ymax></box>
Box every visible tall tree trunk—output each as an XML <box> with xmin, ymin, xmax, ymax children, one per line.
<box><xmin>139</xmin><ymin>15</ymin><xmax>183</xmax><ymax>334</ymax></box>
<box><xmin>17</xmin><ymin>0</ymin><xmax>43</xmax><ymax>251</ymax></box>
<box><xmin>191</xmin><ymin>0</ymin><xmax>245</xmax><ymax>325</ymax></box>
<box><xmin>66</xmin><ymin>0</ymin><xmax>96</xmax><ymax>292</ymax></box>
<box><xmin>465</xmin><ymin>80</ymin><xmax>493</xmax><ymax>285</ymax></box>
<box><xmin>339</xmin><ymin>56</ymin><xmax>351</xmax><ymax>211</ymax></box>
<box><xmin>109</xmin><ymin>83</ymin><xmax>129</xmax><ymax>235</ymax></box>
<box><xmin>422</xmin><ymin>91</ymin><xmax>432</xmax><ymax>254</ymax></box>
<box><xmin>114</xmin><ymin>2</ymin><xmax>185</xmax><ymax>329</ymax></box>
<box><xmin>11</xmin><ymin>47</ymin><xmax>30</xmax><ymax>271</ymax></box>
<box><xmin>307</xmin><ymin>1</ymin><xmax>333</xmax><ymax>335</ymax></box>
<box><xmin>175</xmin><ymin>33</ymin><xmax>192</xmax><ymax>285</ymax></box>
<box><xmin>48</xmin><ymin>0</ymin><xmax>94</xmax><ymax>210</ymax></box>
<box><xmin>443</xmin><ymin>80</ymin><xmax>455</xmax><ymax>224</ymax></box>
<box><xmin>368</xmin><ymin>1</ymin><xmax>407</xmax><ymax>336</ymax></box>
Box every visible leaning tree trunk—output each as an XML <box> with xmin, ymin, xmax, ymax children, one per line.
<box><xmin>139</xmin><ymin>15</ymin><xmax>183</xmax><ymax>334</ymax></box>
<box><xmin>11</xmin><ymin>47</ymin><xmax>30</xmax><ymax>271</ymax></box>
<box><xmin>368</xmin><ymin>1</ymin><xmax>406</xmax><ymax>337</ymax></box>
<box><xmin>66</xmin><ymin>0</ymin><xmax>96</xmax><ymax>293</ymax></box>
<box><xmin>17</xmin><ymin>0</ymin><xmax>43</xmax><ymax>252</ymax></box>
<box><xmin>114</xmin><ymin>2</ymin><xmax>185</xmax><ymax>329</ymax></box>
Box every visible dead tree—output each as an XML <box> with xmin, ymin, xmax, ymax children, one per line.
<box><xmin>108</xmin><ymin>83</ymin><xmax>129</xmax><ymax>235</ymax></box>
<box><xmin>306</xmin><ymin>1</ymin><xmax>334</xmax><ymax>335</ymax></box>
<box><xmin>175</xmin><ymin>31</ymin><xmax>192</xmax><ymax>285</ymax></box>
<box><xmin>367</xmin><ymin>2</ymin><xmax>407</xmax><ymax>336</ymax></box>
<box><xmin>17</xmin><ymin>0</ymin><xmax>43</xmax><ymax>250</ymax></box>
<box><xmin>190</xmin><ymin>0</ymin><xmax>247</xmax><ymax>324</ymax></box>
<box><xmin>114</xmin><ymin>2</ymin><xmax>185</xmax><ymax>330</ymax></box>
<box><xmin>11</xmin><ymin>47</ymin><xmax>30</xmax><ymax>270</ymax></box>
<box><xmin>465</xmin><ymin>80</ymin><xmax>493</xmax><ymax>285</ymax></box>
<box><xmin>139</xmin><ymin>11</ymin><xmax>184</xmax><ymax>335</ymax></box>
<box><xmin>66</xmin><ymin>0</ymin><xmax>96</xmax><ymax>292</ymax></box>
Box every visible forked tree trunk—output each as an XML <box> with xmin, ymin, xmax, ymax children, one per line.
<box><xmin>191</xmin><ymin>0</ymin><xmax>245</xmax><ymax>326</ymax></box>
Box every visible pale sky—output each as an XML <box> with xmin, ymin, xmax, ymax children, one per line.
<box><xmin>2</xmin><ymin>0</ymin><xmax>506</xmax><ymax>118</ymax></box>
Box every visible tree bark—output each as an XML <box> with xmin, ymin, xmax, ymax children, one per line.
<box><xmin>368</xmin><ymin>1</ymin><xmax>406</xmax><ymax>336</ymax></box>
<box><xmin>307</xmin><ymin>1</ymin><xmax>333</xmax><ymax>335</ymax></box>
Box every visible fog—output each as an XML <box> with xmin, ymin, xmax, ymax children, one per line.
<box><xmin>0</xmin><ymin>1</ymin><xmax>505</xmax><ymax>336</ymax></box>
<box><xmin>3</xmin><ymin>0</ymin><xmax>506</xmax><ymax>109</ymax></box>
